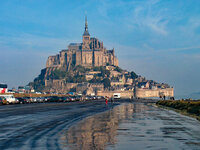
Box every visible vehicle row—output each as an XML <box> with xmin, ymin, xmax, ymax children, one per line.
<box><xmin>0</xmin><ymin>95</ymin><xmax>18</xmax><ymax>104</ymax></box>
<box><xmin>0</xmin><ymin>95</ymin><xmax>105</xmax><ymax>105</ymax></box>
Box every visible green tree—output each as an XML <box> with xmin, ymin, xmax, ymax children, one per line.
<box><xmin>102</xmin><ymin>78</ymin><xmax>111</xmax><ymax>89</ymax></box>
<box><xmin>73</xmin><ymin>65</ymin><xmax>89</xmax><ymax>73</ymax></box>
<box><xmin>114</xmin><ymin>66</ymin><xmax>123</xmax><ymax>73</ymax></box>
<box><xmin>95</xmin><ymin>66</ymin><xmax>110</xmax><ymax>77</ymax></box>
<box><xmin>49</xmin><ymin>69</ymin><xmax>66</xmax><ymax>79</ymax></box>
<box><xmin>66</xmin><ymin>74</ymin><xmax>86</xmax><ymax>83</ymax></box>
<box><xmin>130</xmin><ymin>71</ymin><xmax>138</xmax><ymax>79</ymax></box>
<box><xmin>93</xmin><ymin>66</ymin><xmax>101</xmax><ymax>71</ymax></box>
<box><xmin>89</xmin><ymin>76</ymin><xmax>102</xmax><ymax>83</ymax></box>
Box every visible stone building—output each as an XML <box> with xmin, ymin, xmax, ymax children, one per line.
<box><xmin>46</xmin><ymin>17</ymin><xmax>118</xmax><ymax>71</ymax></box>
<box><xmin>76</xmin><ymin>83</ymin><xmax>104</xmax><ymax>95</ymax></box>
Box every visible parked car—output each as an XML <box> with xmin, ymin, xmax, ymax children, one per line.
<box><xmin>1</xmin><ymin>95</ymin><xmax>19</xmax><ymax>104</ymax></box>
<box><xmin>47</xmin><ymin>96</ymin><xmax>60</xmax><ymax>102</ymax></box>
<box><xmin>37</xmin><ymin>97</ymin><xmax>45</xmax><ymax>103</ymax></box>
<box><xmin>63</xmin><ymin>96</ymin><xmax>71</xmax><ymax>102</ymax></box>
<box><xmin>44</xmin><ymin>97</ymin><xmax>50</xmax><ymax>102</ymax></box>
<box><xmin>31</xmin><ymin>97</ymin><xmax>38</xmax><ymax>103</ymax></box>
<box><xmin>88</xmin><ymin>96</ymin><xmax>94</xmax><ymax>100</ymax></box>
<box><xmin>0</xmin><ymin>96</ymin><xmax>7</xmax><ymax>105</ymax></box>
<box><xmin>70</xmin><ymin>96</ymin><xmax>77</xmax><ymax>101</ymax></box>
<box><xmin>75</xmin><ymin>96</ymin><xmax>81</xmax><ymax>101</ymax></box>
<box><xmin>97</xmin><ymin>96</ymin><xmax>104</xmax><ymax>100</ymax></box>
<box><xmin>16</xmin><ymin>97</ymin><xmax>27</xmax><ymax>104</ymax></box>
<box><xmin>23</xmin><ymin>97</ymin><xmax>32</xmax><ymax>103</ymax></box>
<box><xmin>84</xmin><ymin>96</ymin><xmax>90</xmax><ymax>101</ymax></box>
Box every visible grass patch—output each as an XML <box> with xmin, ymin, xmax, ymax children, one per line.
<box><xmin>156</xmin><ymin>100</ymin><xmax>200</xmax><ymax>121</ymax></box>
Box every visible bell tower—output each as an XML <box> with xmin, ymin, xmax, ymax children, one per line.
<box><xmin>82</xmin><ymin>16</ymin><xmax>90</xmax><ymax>49</ymax></box>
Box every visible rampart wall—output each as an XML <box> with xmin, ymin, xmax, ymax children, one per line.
<box><xmin>135</xmin><ymin>88</ymin><xmax>174</xmax><ymax>98</ymax></box>
<box><xmin>97</xmin><ymin>90</ymin><xmax>134</xmax><ymax>99</ymax></box>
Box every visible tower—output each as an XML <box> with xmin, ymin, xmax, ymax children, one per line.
<box><xmin>82</xmin><ymin>16</ymin><xmax>90</xmax><ymax>49</ymax></box>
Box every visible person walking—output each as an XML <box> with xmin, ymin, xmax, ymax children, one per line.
<box><xmin>105</xmin><ymin>97</ymin><xmax>108</xmax><ymax>105</ymax></box>
<box><xmin>110</xmin><ymin>97</ymin><xmax>113</xmax><ymax>104</ymax></box>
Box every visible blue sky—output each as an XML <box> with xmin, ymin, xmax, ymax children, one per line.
<box><xmin>0</xmin><ymin>0</ymin><xmax>200</xmax><ymax>98</ymax></box>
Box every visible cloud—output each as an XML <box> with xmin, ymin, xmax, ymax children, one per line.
<box><xmin>180</xmin><ymin>17</ymin><xmax>200</xmax><ymax>37</ymax></box>
<box><xmin>153</xmin><ymin>46</ymin><xmax>200</xmax><ymax>54</ymax></box>
<box><xmin>145</xmin><ymin>17</ymin><xmax>168</xmax><ymax>35</ymax></box>
<box><xmin>128</xmin><ymin>0</ymin><xmax>169</xmax><ymax>35</ymax></box>
<box><xmin>0</xmin><ymin>33</ymin><xmax>70</xmax><ymax>54</ymax></box>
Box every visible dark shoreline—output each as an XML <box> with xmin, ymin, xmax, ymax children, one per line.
<box><xmin>156</xmin><ymin>100</ymin><xmax>200</xmax><ymax>121</ymax></box>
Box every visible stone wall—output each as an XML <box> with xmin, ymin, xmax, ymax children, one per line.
<box><xmin>46</xmin><ymin>55</ymin><xmax>60</xmax><ymax>68</ymax></box>
<box><xmin>81</xmin><ymin>51</ymin><xmax>93</xmax><ymax>67</ymax></box>
<box><xmin>96</xmin><ymin>88</ymin><xmax>174</xmax><ymax>99</ymax></box>
<box><xmin>97</xmin><ymin>90</ymin><xmax>134</xmax><ymax>99</ymax></box>
<box><xmin>135</xmin><ymin>88</ymin><xmax>174</xmax><ymax>98</ymax></box>
<box><xmin>46</xmin><ymin>49</ymin><xmax>118</xmax><ymax>69</ymax></box>
<box><xmin>114</xmin><ymin>56</ymin><xmax>118</xmax><ymax>66</ymax></box>
<box><xmin>94</xmin><ymin>51</ymin><xmax>103</xmax><ymax>66</ymax></box>
<box><xmin>46</xmin><ymin>37</ymin><xmax>118</xmax><ymax>70</ymax></box>
<box><xmin>44</xmin><ymin>79</ymin><xmax>78</xmax><ymax>93</ymax></box>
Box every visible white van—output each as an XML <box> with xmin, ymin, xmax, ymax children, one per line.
<box><xmin>113</xmin><ymin>93</ymin><xmax>121</xmax><ymax>99</ymax></box>
<box><xmin>0</xmin><ymin>95</ymin><xmax>18</xmax><ymax>104</ymax></box>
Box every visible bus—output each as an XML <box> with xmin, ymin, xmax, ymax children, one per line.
<box><xmin>0</xmin><ymin>84</ymin><xmax>8</xmax><ymax>94</ymax></box>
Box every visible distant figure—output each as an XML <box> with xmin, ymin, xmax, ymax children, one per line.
<box><xmin>163</xmin><ymin>95</ymin><xmax>166</xmax><ymax>100</ymax></box>
<box><xmin>105</xmin><ymin>97</ymin><xmax>108</xmax><ymax>105</ymax></box>
<box><xmin>131</xmin><ymin>96</ymin><xmax>133</xmax><ymax>101</ymax></box>
<box><xmin>110</xmin><ymin>97</ymin><xmax>113</xmax><ymax>104</ymax></box>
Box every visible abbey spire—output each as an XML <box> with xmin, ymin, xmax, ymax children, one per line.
<box><xmin>82</xmin><ymin>16</ymin><xmax>90</xmax><ymax>49</ymax></box>
<box><xmin>85</xmin><ymin>16</ymin><xmax>88</xmax><ymax>31</ymax></box>
<box><xmin>83</xmin><ymin>16</ymin><xmax>90</xmax><ymax>36</ymax></box>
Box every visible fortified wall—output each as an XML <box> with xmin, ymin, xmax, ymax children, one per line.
<box><xmin>97</xmin><ymin>90</ymin><xmax>134</xmax><ymax>99</ymax></box>
<box><xmin>96</xmin><ymin>88</ymin><xmax>174</xmax><ymax>99</ymax></box>
<box><xmin>134</xmin><ymin>88</ymin><xmax>174</xmax><ymax>98</ymax></box>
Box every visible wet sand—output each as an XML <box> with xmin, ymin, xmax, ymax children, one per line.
<box><xmin>0</xmin><ymin>100</ymin><xmax>117</xmax><ymax>150</ymax></box>
<box><xmin>61</xmin><ymin>103</ymin><xmax>200</xmax><ymax>150</ymax></box>
<box><xmin>0</xmin><ymin>100</ymin><xmax>200</xmax><ymax>150</ymax></box>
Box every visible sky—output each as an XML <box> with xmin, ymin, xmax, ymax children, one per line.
<box><xmin>0</xmin><ymin>0</ymin><xmax>200</xmax><ymax>98</ymax></box>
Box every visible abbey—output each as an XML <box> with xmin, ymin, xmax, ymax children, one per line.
<box><xmin>46</xmin><ymin>17</ymin><xmax>118</xmax><ymax>70</ymax></box>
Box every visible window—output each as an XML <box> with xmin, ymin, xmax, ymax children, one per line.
<box><xmin>84</xmin><ymin>37</ymin><xmax>89</xmax><ymax>40</ymax></box>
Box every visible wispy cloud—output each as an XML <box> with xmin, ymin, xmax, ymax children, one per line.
<box><xmin>0</xmin><ymin>33</ymin><xmax>70</xmax><ymax>53</ymax></box>
<box><xmin>160</xmin><ymin>46</ymin><xmax>200</xmax><ymax>52</ymax></box>
<box><xmin>127</xmin><ymin>0</ymin><xmax>169</xmax><ymax>35</ymax></box>
<box><xmin>180</xmin><ymin>16</ymin><xmax>200</xmax><ymax>37</ymax></box>
<box><xmin>145</xmin><ymin>17</ymin><xmax>168</xmax><ymax>35</ymax></box>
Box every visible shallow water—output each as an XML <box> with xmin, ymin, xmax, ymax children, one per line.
<box><xmin>60</xmin><ymin>103</ymin><xmax>200</xmax><ymax>150</ymax></box>
<box><xmin>0</xmin><ymin>101</ymin><xmax>116</xmax><ymax>150</ymax></box>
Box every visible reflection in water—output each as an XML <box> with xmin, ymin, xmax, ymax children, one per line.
<box><xmin>59</xmin><ymin>104</ymin><xmax>134</xmax><ymax>150</ymax></box>
<box><xmin>59</xmin><ymin>103</ymin><xmax>200</xmax><ymax>150</ymax></box>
